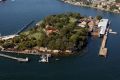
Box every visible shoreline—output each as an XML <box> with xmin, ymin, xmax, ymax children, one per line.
<box><xmin>61</xmin><ymin>0</ymin><xmax>120</xmax><ymax>14</ymax></box>
<box><xmin>0</xmin><ymin>47</ymin><xmax>73</xmax><ymax>56</ymax></box>
<box><xmin>0</xmin><ymin>50</ymin><xmax>74</xmax><ymax>57</ymax></box>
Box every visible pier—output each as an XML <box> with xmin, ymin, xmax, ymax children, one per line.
<box><xmin>0</xmin><ymin>53</ymin><xmax>28</xmax><ymax>62</ymax></box>
<box><xmin>98</xmin><ymin>19</ymin><xmax>109</xmax><ymax>57</ymax></box>
<box><xmin>99</xmin><ymin>34</ymin><xmax>108</xmax><ymax>57</ymax></box>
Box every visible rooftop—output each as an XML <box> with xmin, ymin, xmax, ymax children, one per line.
<box><xmin>98</xmin><ymin>19</ymin><xmax>109</xmax><ymax>35</ymax></box>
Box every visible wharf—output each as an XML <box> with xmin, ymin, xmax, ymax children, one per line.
<box><xmin>99</xmin><ymin>35</ymin><xmax>108</xmax><ymax>57</ymax></box>
<box><xmin>0</xmin><ymin>53</ymin><xmax>28</xmax><ymax>62</ymax></box>
<box><xmin>98</xmin><ymin>19</ymin><xmax>109</xmax><ymax>57</ymax></box>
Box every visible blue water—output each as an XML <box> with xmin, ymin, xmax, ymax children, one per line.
<box><xmin>0</xmin><ymin>0</ymin><xmax>120</xmax><ymax>80</ymax></box>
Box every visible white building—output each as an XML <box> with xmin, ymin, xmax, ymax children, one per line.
<box><xmin>98</xmin><ymin>19</ymin><xmax>109</xmax><ymax>36</ymax></box>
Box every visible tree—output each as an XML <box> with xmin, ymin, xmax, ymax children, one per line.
<box><xmin>95</xmin><ymin>15</ymin><xmax>102</xmax><ymax>20</ymax></box>
<box><xmin>2</xmin><ymin>12</ymin><xmax>88</xmax><ymax>54</ymax></box>
<box><xmin>12</xmin><ymin>37</ymin><xmax>21</xmax><ymax>43</ymax></box>
<box><xmin>110</xmin><ymin>5</ymin><xmax>118</xmax><ymax>11</ymax></box>
<box><xmin>24</xmin><ymin>41</ymin><xmax>36</xmax><ymax>49</ymax></box>
<box><xmin>70</xmin><ymin>34</ymin><xmax>79</xmax><ymax>42</ymax></box>
<box><xmin>2</xmin><ymin>42</ymin><xmax>15</xmax><ymax>48</ymax></box>
<box><xmin>116</xmin><ymin>0</ymin><xmax>120</xmax><ymax>3</ymax></box>
<box><xmin>17</xmin><ymin>43</ymin><xmax>27</xmax><ymax>50</ymax></box>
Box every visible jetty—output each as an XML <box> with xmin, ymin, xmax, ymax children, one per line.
<box><xmin>98</xmin><ymin>19</ymin><xmax>109</xmax><ymax>57</ymax></box>
<box><xmin>109</xmin><ymin>29</ymin><xmax>117</xmax><ymax>34</ymax></box>
<box><xmin>109</xmin><ymin>32</ymin><xmax>117</xmax><ymax>34</ymax></box>
<box><xmin>0</xmin><ymin>53</ymin><xmax>28</xmax><ymax>62</ymax></box>
<box><xmin>99</xmin><ymin>34</ymin><xmax>108</xmax><ymax>57</ymax></box>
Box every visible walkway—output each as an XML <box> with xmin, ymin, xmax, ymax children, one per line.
<box><xmin>0</xmin><ymin>53</ymin><xmax>28</xmax><ymax>62</ymax></box>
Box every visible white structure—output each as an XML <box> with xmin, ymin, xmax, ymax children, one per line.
<box><xmin>39</xmin><ymin>54</ymin><xmax>51</xmax><ymax>63</ymax></box>
<box><xmin>98</xmin><ymin>19</ymin><xmax>109</xmax><ymax>36</ymax></box>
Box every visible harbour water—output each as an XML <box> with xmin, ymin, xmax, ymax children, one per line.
<box><xmin>0</xmin><ymin>0</ymin><xmax>120</xmax><ymax>80</ymax></box>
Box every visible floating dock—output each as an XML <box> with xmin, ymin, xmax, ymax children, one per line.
<box><xmin>0</xmin><ymin>53</ymin><xmax>28</xmax><ymax>62</ymax></box>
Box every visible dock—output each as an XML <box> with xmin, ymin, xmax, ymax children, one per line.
<box><xmin>99</xmin><ymin>34</ymin><xmax>108</xmax><ymax>57</ymax></box>
<box><xmin>0</xmin><ymin>53</ymin><xmax>28</xmax><ymax>62</ymax></box>
<box><xmin>98</xmin><ymin>19</ymin><xmax>109</xmax><ymax>57</ymax></box>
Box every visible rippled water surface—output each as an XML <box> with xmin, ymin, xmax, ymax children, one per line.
<box><xmin>0</xmin><ymin>0</ymin><xmax>120</xmax><ymax>80</ymax></box>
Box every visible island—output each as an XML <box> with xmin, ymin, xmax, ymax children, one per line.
<box><xmin>0</xmin><ymin>12</ymin><xmax>103</xmax><ymax>56</ymax></box>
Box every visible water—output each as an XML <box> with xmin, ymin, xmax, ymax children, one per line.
<box><xmin>0</xmin><ymin>0</ymin><xmax>120</xmax><ymax>80</ymax></box>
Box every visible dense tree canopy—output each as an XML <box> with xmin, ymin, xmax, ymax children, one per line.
<box><xmin>0</xmin><ymin>12</ymin><xmax>88</xmax><ymax>53</ymax></box>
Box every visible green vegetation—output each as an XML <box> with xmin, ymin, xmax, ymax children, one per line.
<box><xmin>95</xmin><ymin>15</ymin><xmax>102</xmax><ymax>20</ymax></box>
<box><xmin>110</xmin><ymin>5</ymin><xmax>119</xmax><ymax>11</ymax></box>
<box><xmin>116</xmin><ymin>0</ymin><xmax>120</xmax><ymax>3</ymax></box>
<box><xmin>0</xmin><ymin>12</ymin><xmax>89</xmax><ymax>54</ymax></box>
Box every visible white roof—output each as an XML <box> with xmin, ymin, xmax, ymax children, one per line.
<box><xmin>98</xmin><ymin>19</ymin><xmax>109</xmax><ymax>34</ymax></box>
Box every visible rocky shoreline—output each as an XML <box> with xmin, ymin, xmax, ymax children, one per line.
<box><xmin>0</xmin><ymin>46</ymin><xmax>73</xmax><ymax>56</ymax></box>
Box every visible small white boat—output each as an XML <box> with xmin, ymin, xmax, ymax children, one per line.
<box><xmin>17</xmin><ymin>57</ymin><xmax>29</xmax><ymax>62</ymax></box>
<box><xmin>38</xmin><ymin>55</ymin><xmax>48</xmax><ymax>63</ymax></box>
<box><xmin>39</xmin><ymin>58</ymin><xmax>47</xmax><ymax>62</ymax></box>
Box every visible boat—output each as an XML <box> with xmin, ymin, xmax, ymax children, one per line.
<box><xmin>17</xmin><ymin>57</ymin><xmax>29</xmax><ymax>62</ymax></box>
<box><xmin>39</xmin><ymin>55</ymin><xmax>48</xmax><ymax>63</ymax></box>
